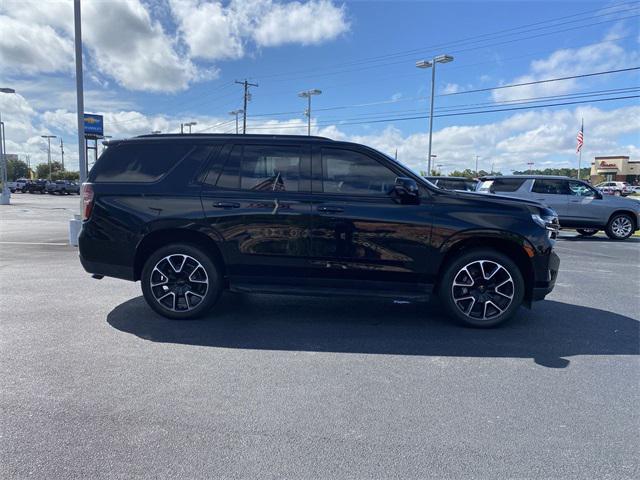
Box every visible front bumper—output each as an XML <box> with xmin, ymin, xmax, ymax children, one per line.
<box><xmin>531</xmin><ymin>250</ymin><xmax>560</xmax><ymax>301</ymax></box>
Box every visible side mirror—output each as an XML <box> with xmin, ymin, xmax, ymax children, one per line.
<box><xmin>594</xmin><ymin>190</ymin><xmax>603</xmax><ymax>199</ymax></box>
<box><xmin>393</xmin><ymin>177</ymin><xmax>420</xmax><ymax>204</ymax></box>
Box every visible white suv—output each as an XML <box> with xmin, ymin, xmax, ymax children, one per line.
<box><xmin>595</xmin><ymin>181</ymin><xmax>631</xmax><ymax>196</ymax></box>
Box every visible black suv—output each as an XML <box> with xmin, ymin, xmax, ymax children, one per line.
<box><xmin>79</xmin><ymin>134</ymin><xmax>560</xmax><ymax>327</ymax></box>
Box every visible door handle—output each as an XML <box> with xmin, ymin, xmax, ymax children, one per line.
<box><xmin>317</xmin><ymin>206</ymin><xmax>344</xmax><ymax>213</ymax></box>
<box><xmin>212</xmin><ymin>202</ymin><xmax>240</xmax><ymax>209</ymax></box>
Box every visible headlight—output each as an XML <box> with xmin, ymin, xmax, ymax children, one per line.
<box><xmin>531</xmin><ymin>211</ymin><xmax>560</xmax><ymax>238</ymax></box>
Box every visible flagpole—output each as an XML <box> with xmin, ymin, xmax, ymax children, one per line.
<box><xmin>578</xmin><ymin>148</ymin><xmax>582</xmax><ymax>180</ymax></box>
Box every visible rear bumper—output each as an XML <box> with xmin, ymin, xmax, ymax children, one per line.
<box><xmin>79</xmin><ymin>255</ymin><xmax>135</xmax><ymax>281</ymax></box>
<box><xmin>531</xmin><ymin>250</ymin><xmax>560</xmax><ymax>301</ymax></box>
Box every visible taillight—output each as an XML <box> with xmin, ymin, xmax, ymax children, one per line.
<box><xmin>81</xmin><ymin>183</ymin><xmax>94</xmax><ymax>221</ymax></box>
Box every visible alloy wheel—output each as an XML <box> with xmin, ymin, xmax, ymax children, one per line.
<box><xmin>451</xmin><ymin>260</ymin><xmax>515</xmax><ymax>321</ymax></box>
<box><xmin>611</xmin><ymin>216</ymin><xmax>633</xmax><ymax>238</ymax></box>
<box><xmin>149</xmin><ymin>254</ymin><xmax>209</xmax><ymax>312</ymax></box>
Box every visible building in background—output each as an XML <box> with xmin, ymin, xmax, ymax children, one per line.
<box><xmin>590</xmin><ymin>156</ymin><xmax>640</xmax><ymax>185</ymax></box>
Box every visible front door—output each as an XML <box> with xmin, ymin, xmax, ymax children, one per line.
<box><xmin>565</xmin><ymin>180</ymin><xmax>609</xmax><ymax>227</ymax></box>
<box><xmin>309</xmin><ymin>146</ymin><xmax>433</xmax><ymax>287</ymax></box>
<box><xmin>201</xmin><ymin>143</ymin><xmax>313</xmax><ymax>280</ymax></box>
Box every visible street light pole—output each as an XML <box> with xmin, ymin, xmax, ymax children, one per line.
<box><xmin>229</xmin><ymin>110</ymin><xmax>244</xmax><ymax>134</ymax></box>
<box><xmin>416</xmin><ymin>55</ymin><xmax>453</xmax><ymax>176</ymax></box>
<box><xmin>475</xmin><ymin>155</ymin><xmax>480</xmax><ymax>176</ymax></box>
<box><xmin>0</xmin><ymin>87</ymin><xmax>16</xmax><ymax>205</ymax></box>
<box><xmin>73</xmin><ymin>0</ymin><xmax>86</xmax><ymax>185</ymax></box>
<box><xmin>42</xmin><ymin>135</ymin><xmax>56</xmax><ymax>180</ymax></box>
<box><xmin>298</xmin><ymin>89</ymin><xmax>322</xmax><ymax>136</ymax></box>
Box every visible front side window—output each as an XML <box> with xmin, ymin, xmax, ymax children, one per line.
<box><xmin>321</xmin><ymin>148</ymin><xmax>397</xmax><ymax>195</ymax></box>
<box><xmin>531</xmin><ymin>179</ymin><xmax>570</xmax><ymax>195</ymax></box>
<box><xmin>568</xmin><ymin>180</ymin><xmax>597</xmax><ymax>197</ymax></box>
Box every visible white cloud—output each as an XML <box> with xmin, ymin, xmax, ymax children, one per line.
<box><xmin>0</xmin><ymin>15</ymin><xmax>74</xmax><ymax>74</ymax></box>
<box><xmin>169</xmin><ymin>0</ymin><xmax>245</xmax><ymax>60</ymax></box>
<box><xmin>1</xmin><ymin>0</ymin><xmax>349</xmax><ymax>94</ymax></box>
<box><xmin>442</xmin><ymin>83</ymin><xmax>461</xmax><ymax>95</ymax></box>
<box><xmin>492</xmin><ymin>36</ymin><xmax>640</xmax><ymax>102</ymax></box>
<box><xmin>253</xmin><ymin>0</ymin><xmax>349</xmax><ymax>47</ymax></box>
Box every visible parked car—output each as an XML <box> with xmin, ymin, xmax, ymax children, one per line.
<box><xmin>6</xmin><ymin>181</ymin><xmax>19</xmax><ymax>192</ymax></box>
<box><xmin>15</xmin><ymin>178</ymin><xmax>29</xmax><ymax>192</ymax></box>
<box><xmin>626</xmin><ymin>185</ymin><xmax>640</xmax><ymax>194</ymax></box>
<box><xmin>46</xmin><ymin>180</ymin><xmax>80</xmax><ymax>195</ymax></box>
<box><xmin>424</xmin><ymin>176</ymin><xmax>478</xmax><ymax>192</ymax></box>
<box><xmin>25</xmin><ymin>179</ymin><xmax>49</xmax><ymax>194</ymax></box>
<box><xmin>594</xmin><ymin>181</ymin><xmax>631</xmax><ymax>196</ymax></box>
<box><xmin>79</xmin><ymin>134</ymin><xmax>560</xmax><ymax>327</ymax></box>
<box><xmin>477</xmin><ymin>175</ymin><xmax>640</xmax><ymax>240</ymax></box>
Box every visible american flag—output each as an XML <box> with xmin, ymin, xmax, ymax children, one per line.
<box><xmin>576</xmin><ymin>119</ymin><xmax>584</xmax><ymax>153</ymax></box>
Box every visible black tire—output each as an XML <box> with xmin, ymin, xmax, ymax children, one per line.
<box><xmin>141</xmin><ymin>243</ymin><xmax>222</xmax><ymax>320</ymax></box>
<box><xmin>438</xmin><ymin>249</ymin><xmax>525</xmax><ymax>328</ymax></box>
<box><xmin>605</xmin><ymin>213</ymin><xmax>635</xmax><ymax>240</ymax></box>
<box><xmin>576</xmin><ymin>228</ymin><xmax>598</xmax><ymax>237</ymax></box>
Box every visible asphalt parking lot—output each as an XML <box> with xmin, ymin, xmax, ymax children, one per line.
<box><xmin>1</xmin><ymin>193</ymin><xmax>639</xmax><ymax>479</ymax></box>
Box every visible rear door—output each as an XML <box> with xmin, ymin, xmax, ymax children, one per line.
<box><xmin>530</xmin><ymin>178</ymin><xmax>570</xmax><ymax>216</ymax></box>
<box><xmin>200</xmin><ymin>142</ymin><xmax>313</xmax><ymax>281</ymax></box>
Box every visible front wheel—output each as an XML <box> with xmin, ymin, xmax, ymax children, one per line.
<box><xmin>605</xmin><ymin>214</ymin><xmax>635</xmax><ymax>240</ymax></box>
<box><xmin>439</xmin><ymin>249</ymin><xmax>525</xmax><ymax>328</ymax></box>
<box><xmin>576</xmin><ymin>228</ymin><xmax>598</xmax><ymax>237</ymax></box>
<box><xmin>141</xmin><ymin>243</ymin><xmax>222</xmax><ymax>319</ymax></box>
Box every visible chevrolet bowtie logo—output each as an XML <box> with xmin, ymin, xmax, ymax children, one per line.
<box><xmin>85</xmin><ymin>116</ymin><xmax>99</xmax><ymax>124</ymax></box>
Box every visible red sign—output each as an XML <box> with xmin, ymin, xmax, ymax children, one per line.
<box><xmin>598</xmin><ymin>161</ymin><xmax>617</xmax><ymax>169</ymax></box>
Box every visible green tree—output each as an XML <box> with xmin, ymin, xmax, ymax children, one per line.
<box><xmin>7</xmin><ymin>158</ymin><xmax>29</xmax><ymax>180</ymax></box>
<box><xmin>51</xmin><ymin>170</ymin><xmax>79</xmax><ymax>181</ymax></box>
<box><xmin>35</xmin><ymin>161</ymin><xmax>64</xmax><ymax>180</ymax></box>
<box><xmin>511</xmin><ymin>167</ymin><xmax>590</xmax><ymax>178</ymax></box>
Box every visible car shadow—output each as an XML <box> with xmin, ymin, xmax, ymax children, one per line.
<box><xmin>107</xmin><ymin>294</ymin><xmax>639</xmax><ymax>369</ymax></box>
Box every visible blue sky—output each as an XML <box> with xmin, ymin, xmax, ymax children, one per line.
<box><xmin>0</xmin><ymin>0</ymin><xmax>638</xmax><ymax>174</ymax></box>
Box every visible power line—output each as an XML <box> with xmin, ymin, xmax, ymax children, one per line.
<box><xmin>245</xmin><ymin>94</ymin><xmax>639</xmax><ymax>130</ymax></box>
<box><xmin>441</xmin><ymin>66</ymin><xmax>640</xmax><ymax>96</ymax></box>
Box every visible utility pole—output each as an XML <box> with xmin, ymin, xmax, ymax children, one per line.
<box><xmin>60</xmin><ymin>138</ymin><xmax>65</xmax><ymax>171</ymax></box>
<box><xmin>41</xmin><ymin>135</ymin><xmax>56</xmax><ymax>180</ymax></box>
<box><xmin>235</xmin><ymin>79</ymin><xmax>258</xmax><ymax>134</ymax></box>
<box><xmin>475</xmin><ymin>155</ymin><xmax>480</xmax><ymax>176</ymax></box>
<box><xmin>527</xmin><ymin>161</ymin><xmax>534</xmax><ymax>174</ymax></box>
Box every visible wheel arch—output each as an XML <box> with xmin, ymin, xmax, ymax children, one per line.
<box><xmin>134</xmin><ymin>228</ymin><xmax>225</xmax><ymax>282</ymax></box>
<box><xmin>436</xmin><ymin>232</ymin><xmax>535</xmax><ymax>304</ymax></box>
<box><xmin>607</xmin><ymin>210</ymin><xmax>638</xmax><ymax>231</ymax></box>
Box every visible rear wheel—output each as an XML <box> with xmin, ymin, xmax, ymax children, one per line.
<box><xmin>141</xmin><ymin>243</ymin><xmax>222</xmax><ymax>319</ymax></box>
<box><xmin>439</xmin><ymin>249</ymin><xmax>525</xmax><ymax>328</ymax></box>
<box><xmin>605</xmin><ymin>213</ymin><xmax>634</xmax><ymax>240</ymax></box>
<box><xmin>576</xmin><ymin>228</ymin><xmax>598</xmax><ymax>237</ymax></box>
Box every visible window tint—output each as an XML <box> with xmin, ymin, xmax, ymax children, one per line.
<box><xmin>92</xmin><ymin>143</ymin><xmax>192</xmax><ymax>183</ymax></box>
<box><xmin>488</xmin><ymin>178</ymin><xmax>526</xmax><ymax>193</ymax></box>
<box><xmin>568</xmin><ymin>181</ymin><xmax>596</xmax><ymax>197</ymax></box>
<box><xmin>241</xmin><ymin>146</ymin><xmax>300</xmax><ymax>192</ymax></box>
<box><xmin>531</xmin><ymin>179</ymin><xmax>570</xmax><ymax>195</ymax></box>
<box><xmin>321</xmin><ymin>148</ymin><xmax>397</xmax><ymax>195</ymax></box>
<box><xmin>214</xmin><ymin>145</ymin><xmax>302</xmax><ymax>192</ymax></box>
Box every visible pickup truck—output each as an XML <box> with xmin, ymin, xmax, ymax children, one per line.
<box><xmin>46</xmin><ymin>180</ymin><xmax>80</xmax><ymax>195</ymax></box>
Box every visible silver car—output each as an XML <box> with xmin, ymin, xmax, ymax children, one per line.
<box><xmin>477</xmin><ymin>175</ymin><xmax>640</xmax><ymax>240</ymax></box>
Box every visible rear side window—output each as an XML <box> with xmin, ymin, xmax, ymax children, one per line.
<box><xmin>486</xmin><ymin>178</ymin><xmax>526</xmax><ymax>193</ymax></box>
<box><xmin>531</xmin><ymin>179</ymin><xmax>570</xmax><ymax>195</ymax></box>
<box><xmin>213</xmin><ymin>145</ymin><xmax>302</xmax><ymax>192</ymax></box>
<box><xmin>91</xmin><ymin>143</ymin><xmax>192</xmax><ymax>183</ymax></box>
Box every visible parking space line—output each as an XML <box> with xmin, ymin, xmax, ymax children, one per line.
<box><xmin>0</xmin><ymin>241</ymin><xmax>68</xmax><ymax>246</ymax></box>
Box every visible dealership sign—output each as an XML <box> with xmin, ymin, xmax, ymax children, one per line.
<box><xmin>84</xmin><ymin>113</ymin><xmax>104</xmax><ymax>137</ymax></box>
